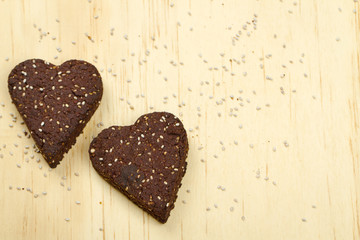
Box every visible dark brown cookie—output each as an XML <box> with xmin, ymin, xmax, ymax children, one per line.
<box><xmin>89</xmin><ymin>112</ymin><xmax>189</xmax><ymax>223</ymax></box>
<box><xmin>8</xmin><ymin>59</ymin><xmax>103</xmax><ymax>168</ymax></box>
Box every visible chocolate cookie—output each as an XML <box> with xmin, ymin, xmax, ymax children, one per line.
<box><xmin>8</xmin><ymin>59</ymin><xmax>103</xmax><ymax>168</ymax></box>
<box><xmin>89</xmin><ymin>112</ymin><xmax>189</xmax><ymax>223</ymax></box>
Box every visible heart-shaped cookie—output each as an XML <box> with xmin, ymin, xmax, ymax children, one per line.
<box><xmin>89</xmin><ymin>112</ymin><xmax>189</xmax><ymax>223</ymax></box>
<box><xmin>8</xmin><ymin>59</ymin><xmax>103</xmax><ymax>168</ymax></box>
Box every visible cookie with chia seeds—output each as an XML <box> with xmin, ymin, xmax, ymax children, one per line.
<box><xmin>89</xmin><ymin>112</ymin><xmax>189</xmax><ymax>223</ymax></box>
<box><xmin>8</xmin><ymin>59</ymin><xmax>103</xmax><ymax>168</ymax></box>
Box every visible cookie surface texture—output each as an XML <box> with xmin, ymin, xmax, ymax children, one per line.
<box><xmin>89</xmin><ymin>112</ymin><xmax>189</xmax><ymax>223</ymax></box>
<box><xmin>8</xmin><ymin>59</ymin><xmax>103</xmax><ymax>168</ymax></box>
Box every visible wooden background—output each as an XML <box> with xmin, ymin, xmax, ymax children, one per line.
<box><xmin>0</xmin><ymin>0</ymin><xmax>359</xmax><ymax>239</ymax></box>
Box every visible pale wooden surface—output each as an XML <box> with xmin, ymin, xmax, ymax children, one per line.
<box><xmin>0</xmin><ymin>0</ymin><xmax>359</xmax><ymax>239</ymax></box>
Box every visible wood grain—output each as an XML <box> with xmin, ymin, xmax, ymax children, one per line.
<box><xmin>0</xmin><ymin>0</ymin><xmax>359</xmax><ymax>239</ymax></box>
